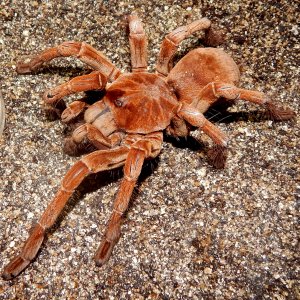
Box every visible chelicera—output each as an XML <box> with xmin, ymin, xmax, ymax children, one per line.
<box><xmin>2</xmin><ymin>13</ymin><xmax>295</xmax><ymax>280</ymax></box>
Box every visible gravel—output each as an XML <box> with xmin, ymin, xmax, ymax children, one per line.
<box><xmin>0</xmin><ymin>1</ymin><xmax>299</xmax><ymax>299</ymax></box>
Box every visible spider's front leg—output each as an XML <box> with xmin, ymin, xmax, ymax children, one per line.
<box><xmin>16</xmin><ymin>41</ymin><xmax>122</xmax><ymax>120</ymax></box>
<box><xmin>178</xmin><ymin>103</ymin><xmax>228</xmax><ymax>169</ymax></box>
<box><xmin>2</xmin><ymin>147</ymin><xmax>130</xmax><ymax>280</ymax></box>
<box><xmin>94</xmin><ymin>132</ymin><xmax>163</xmax><ymax>266</ymax></box>
<box><xmin>17</xmin><ymin>41</ymin><xmax>121</xmax><ymax>81</ymax></box>
<box><xmin>43</xmin><ymin>71</ymin><xmax>107</xmax><ymax>120</ymax></box>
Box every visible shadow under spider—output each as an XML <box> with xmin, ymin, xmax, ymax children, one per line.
<box><xmin>164</xmin><ymin>134</ymin><xmax>205</xmax><ymax>152</ymax></box>
<box><xmin>205</xmin><ymin>98</ymin><xmax>268</xmax><ymax>123</ymax></box>
<box><xmin>29</xmin><ymin>65</ymin><xmax>91</xmax><ymax>77</ymax></box>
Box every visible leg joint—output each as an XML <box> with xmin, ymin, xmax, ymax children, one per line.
<box><xmin>57</xmin><ymin>41</ymin><xmax>81</xmax><ymax>57</ymax></box>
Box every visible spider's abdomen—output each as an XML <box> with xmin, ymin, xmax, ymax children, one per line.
<box><xmin>167</xmin><ymin>48</ymin><xmax>240</xmax><ymax>105</ymax></box>
<box><xmin>104</xmin><ymin>73</ymin><xmax>179</xmax><ymax>134</ymax></box>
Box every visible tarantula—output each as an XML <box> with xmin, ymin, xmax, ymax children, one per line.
<box><xmin>2</xmin><ymin>13</ymin><xmax>294</xmax><ymax>280</ymax></box>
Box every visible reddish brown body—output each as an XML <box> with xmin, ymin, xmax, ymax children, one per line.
<box><xmin>104</xmin><ymin>73</ymin><xmax>179</xmax><ymax>133</ymax></box>
<box><xmin>168</xmin><ymin>48</ymin><xmax>240</xmax><ymax>108</ymax></box>
<box><xmin>2</xmin><ymin>13</ymin><xmax>294</xmax><ymax>280</ymax></box>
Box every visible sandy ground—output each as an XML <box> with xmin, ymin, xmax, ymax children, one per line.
<box><xmin>0</xmin><ymin>1</ymin><xmax>299</xmax><ymax>299</ymax></box>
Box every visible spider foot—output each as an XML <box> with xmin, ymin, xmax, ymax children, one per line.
<box><xmin>203</xmin><ymin>25</ymin><xmax>226</xmax><ymax>47</ymax></box>
<box><xmin>265</xmin><ymin>102</ymin><xmax>296</xmax><ymax>122</ymax></box>
<box><xmin>44</xmin><ymin>106</ymin><xmax>61</xmax><ymax>121</ymax></box>
<box><xmin>2</xmin><ymin>256</ymin><xmax>30</xmax><ymax>280</ymax></box>
<box><xmin>207</xmin><ymin>145</ymin><xmax>228</xmax><ymax>169</ymax></box>
<box><xmin>16</xmin><ymin>58</ymin><xmax>43</xmax><ymax>74</ymax></box>
<box><xmin>94</xmin><ymin>240</ymin><xmax>116</xmax><ymax>267</ymax></box>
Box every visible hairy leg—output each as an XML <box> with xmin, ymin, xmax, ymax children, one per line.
<box><xmin>178</xmin><ymin>103</ymin><xmax>228</xmax><ymax>168</ymax></box>
<box><xmin>156</xmin><ymin>18</ymin><xmax>220</xmax><ymax>77</ymax></box>
<box><xmin>17</xmin><ymin>41</ymin><xmax>121</xmax><ymax>81</ymax></box>
<box><xmin>128</xmin><ymin>13</ymin><xmax>148</xmax><ymax>72</ymax></box>
<box><xmin>43</xmin><ymin>71</ymin><xmax>107</xmax><ymax>119</ymax></box>
<box><xmin>45</xmin><ymin>70</ymin><xmax>106</xmax><ymax>103</ymax></box>
<box><xmin>94</xmin><ymin>132</ymin><xmax>163</xmax><ymax>265</ymax></box>
<box><xmin>195</xmin><ymin>82</ymin><xmax>295</xmax><ymax>121</ymax></box>
<box><xmin>2</xmin><ymin>147</ymin><xmax>130</xmax><ymax>280</ymax></box>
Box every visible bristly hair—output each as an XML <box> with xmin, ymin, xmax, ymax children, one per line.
<box><xmin>265</xmin><ymin>102</ymin><xmax>295</xmax><ymax>122</ymax></box>
<box><xmin>207</xmin><ymin>145</ymin><xmax>228</xmax><ymax>169</ymax></box>
<box><xmin>44</xmin><ymin>99</ymin><xmax>67</xmax><ymax>121</ymax></box>
<box><xmin>63</xmin><ymin>137</ymin><xmax>80</xmax><ymax>156</ymax></box>
<box><xmin>44</xmin><ymin>105</ymin><xmax>60</xmax><ymax>121</ymax></box>
<box><xmin>63</xmin><ymin>136</ymin><xmax>97</xmax><ymax>156</ymax></box>
<box><xmin>203</xmin><ymin>25</ymin><xmax>226</xmax><ymax>47</ymax></box>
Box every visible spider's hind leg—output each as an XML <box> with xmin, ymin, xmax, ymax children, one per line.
<box><xmin>178</xmin><ymin>103</ymin><xmax>229</xmax><ymax>169</ymax></box>
<box><xmin>208</xmin><ymin>82</ymin><xmax>296</xmax><ymax>122</ymax></box>
<box><xmin>264</xmin><ymin>101</ymin><xmax>296</xmax><ymax>121</ymax></box>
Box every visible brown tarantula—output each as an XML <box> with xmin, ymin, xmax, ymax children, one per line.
<box><xmin>2</xmin><ymin>13</ymin><xmax>294</xmax><ymax>280</ymax></box>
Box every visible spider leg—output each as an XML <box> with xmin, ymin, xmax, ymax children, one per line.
<box><xmin>128</xmin><ymin>13</ymin><xmax>148</xmax><ymax>72</ymax></box>
<box><xmin>2</xmin><ymin>146</ymin><xmax>130</xmax><ymax>280</ymax></box>
<box><xmin>61</xmin><ymin>99</ymin><xmax>90</xmax><ymax>123</ymax></box>
<box><xmin>16</xmin><ymin>41</ymin><xmax>121</xmax><ymax>81</ymax></box>
<box><xmin>94</xmin><ymin>132</ymin><xmax>163</xmax><ymax>266</ymax></box>
<box><xmin>178</xmin><ymin>103</ymin><xmax>228</xmax><ymax>169</ymax></box>
<box><xmin>196</xmin><ymin>82</ymin><xmax>296</xmax><ymax>121</ymax></box>
<box><xmin>64</xmin><ymin>123</ymin><xmax>124</xmax><ymax>156</ymax></box>
<box><xmin>166</xmin><ymin>114</ymin><xmax>190</xmax><ymax>137</ymax></box>
<box><xmin>43</xmin><ymin>71</ymin><xmax>107</xmax><ymax>113</ymax></box>
<box><xmin>156</xmin><ymin>18</ymin><xmax>211</xmax><ymax>77</ymax></box>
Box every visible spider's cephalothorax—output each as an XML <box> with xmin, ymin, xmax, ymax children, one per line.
<box><xmin>3</xmin><ymin>13</ymin><xmax>295</xmax><ymax>280</ymax></box>
<box><xmin>104</xmin><ymin>73</ymin><xmax>179</xmax><ymax>133</ymax></box>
